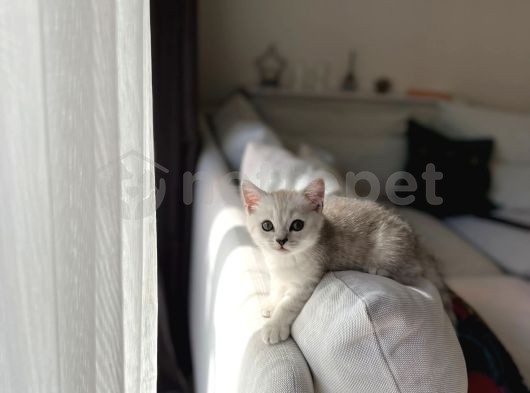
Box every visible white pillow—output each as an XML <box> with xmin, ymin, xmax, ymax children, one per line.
<box><xmin>491</xmin><ymin>163</ymin><xmax>530</xmax><ymax>209</ymax></box>
<box><xmin>240</xmin><ymin>142</ymin><xmax>344</xmax><ymax>196</ymax></box>
<box><xmin>435</xmin><ymin>101</ymin><xmax>530</xmax><ymax>163</ymax></box>
<box><xmin>292</xmin><ymin>271</ymin><xmax>467</xmax><ymax>393</ymax></box>
<box><xmin>212</xmin><ymin>93</ymin><xmax>282</xmax><ymax>169</ymax></box>
<box><xmin>297</xmin><ymin>143</ymin><xmax>346</xmax><ymax>192</ymax></box>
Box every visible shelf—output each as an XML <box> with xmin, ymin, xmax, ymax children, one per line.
<box><xmin>248</xmin><ymin>87</ymin><xmax>441</xmax><ymax>106</ymax></box>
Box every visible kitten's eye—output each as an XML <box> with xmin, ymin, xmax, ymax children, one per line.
<box><xmin>261</xmin><ymin>220</ymin><xmax>274</xmax><ymax>232</ymax></box>
<box><xmin>290</xmin><ymin>219</ymin><xmax>304</xmax><ymax>232</ymax></box>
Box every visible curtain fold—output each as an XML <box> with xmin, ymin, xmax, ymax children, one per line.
<box><xmin>150</xmin><ymin>0</ymin><xmax>199</xmax><ymax>390</ymax></box>
<box><xmin>0</xmin><ymin>0</ymin><xmax>157</xmax><ymax>392</ymax></box>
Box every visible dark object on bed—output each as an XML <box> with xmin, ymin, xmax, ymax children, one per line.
<box><xmin>451</xmin><ymin>292</ymin><xmax>529</xmax><ymax>393</ymax></box>
<box><xmin>400</xmin><ymin>119</ymin><xmax>495</xmax><ymax>217</ymax></box>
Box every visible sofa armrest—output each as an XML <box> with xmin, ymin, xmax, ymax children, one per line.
<box><xmin>293</xmin><ymin>271</ymin><xmax>467</xmax><ymax>393</ymax></box>
<box><xmin>239</xmin><ymin>333</ymin><xmax>314</xmax><ymax>393</ymax></box>
<box><xmin>191</xmin><ymin>124</ymin><xmax>314</xmax><ymax>393</ymax></box>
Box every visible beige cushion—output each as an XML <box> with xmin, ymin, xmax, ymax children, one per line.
<box><xmin>397</xmin><ymin>208</ymin><xmax>501</xmax><ymax>277</ymax></box>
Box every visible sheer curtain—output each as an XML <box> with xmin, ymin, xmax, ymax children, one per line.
<box><xmin>0</xmin><ymin>0</ymin><xmax>157</xmax><ymax>392</ymax></box>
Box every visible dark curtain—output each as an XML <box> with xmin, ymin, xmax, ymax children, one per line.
<box><xmin>150</xmin><ymin>0</ymin><xmax>199</xmax><ymax>391</ymax></box>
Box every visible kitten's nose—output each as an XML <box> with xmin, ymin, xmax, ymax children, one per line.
<box><xmin>276</xmin><ymin>238</ymin><xmax>288</xmax><ymax>246</ymax></box>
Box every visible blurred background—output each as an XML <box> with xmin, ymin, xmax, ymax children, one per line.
<box><xmin>200</xmin><ymin>0</ymin><xmax>530</xmax><ymax>111</ymax></box>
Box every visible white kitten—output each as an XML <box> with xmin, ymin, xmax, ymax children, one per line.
<box><xmin>241</xmin><ymin>178</ymin><xmax>452</xmax><ymax>345</ymax></box>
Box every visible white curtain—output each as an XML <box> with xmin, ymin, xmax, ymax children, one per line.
<box><xmin>0</xmin><ymin>0</ymin><xmax>157</xmax><ymax>392</ymax></box>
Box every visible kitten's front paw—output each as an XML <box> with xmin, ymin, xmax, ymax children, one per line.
<box><xmin>261</xmin><ymin>300</ymin><xmax>276</xmax><ymax>318</ymax></box>
<box><xmin>261</xmin><ymin>320</ymin><xmax>290</xmax><ymax>345</ymax></box>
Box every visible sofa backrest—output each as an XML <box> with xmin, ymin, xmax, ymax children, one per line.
<box><xmin>251</xmin><ymin>90</ymin><xmax>438</xmax><ymax>183</ymax></box>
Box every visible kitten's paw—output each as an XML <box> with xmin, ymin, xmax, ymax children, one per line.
<box><xmin>261</xmin><ymin>321</ymin><xmax>290</xmax><ymax>345</ymax></box>
<box><xmin>368</xmin><ymin>267</ymin><xmax>391</xmax><ymax>277</ymax></box>
<box><xmin>261</xmin><ymin>300</ymin><xmax>276</xmax><ymax>318</ymax></box>
<box><xmin>261</xmin><ymin>307</ymin><xmax>272</xmax><ymax>318</ymax></box>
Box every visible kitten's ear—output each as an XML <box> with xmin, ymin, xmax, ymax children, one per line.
<box><xmin>303</xmin><ymin>178</ymin><xmax>325</xmax><ymax>212</ymax></box>
<box><xmin>241</xmin><ymin>180</ymin><xmax>265</xmax><ymax>214</ymax></box>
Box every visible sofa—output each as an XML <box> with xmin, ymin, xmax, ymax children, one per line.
<box><xmin>190</xmin><ymin>90</ymin><xmax>530</xmax><ymax>392</ymax></box>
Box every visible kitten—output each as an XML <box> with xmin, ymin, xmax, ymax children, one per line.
<box><xmin>241</xmin><ymin>178</ymin><xmax>453</xmax><ymax>345</ymax></box>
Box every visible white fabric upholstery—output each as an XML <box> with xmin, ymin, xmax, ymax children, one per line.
<box><xmin>397</xmin><ymin>208</ymin><xmax>501</xmax><ymax>277</ymax></box>
<box><xmin>211</xmin><ymin>93</ymin><xmax>282</xmax><ymax>169</ymax></box>
<box><xmin>238</xmin><ymin>333</ymin><xmax>314</xmax><ymax>393</ymax></box>
<box><xmin>240</xmin><ymin>141</ymin><xmax>344</xmax><ymax>195</ymax></box>
<box><xmin>293</xmin><ymin>271</ymin><xmax>467</xmax><ymax>393</ymax></box>
<box><xmin>190</xmin><ymin>127</ymin><xmax>312</xmax><ymax>393</ymax></box>
<box><xmin>448</xmin><ymin>276</ymin><xmax>530</xmax><ymax>386</ymax></box>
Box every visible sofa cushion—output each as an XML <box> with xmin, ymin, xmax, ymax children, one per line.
<box><xmin>210</xmin><ymin>92</ymin><xmax>282</xmax><ymax>170</ymax></box>
<box><xmin>397</xmin><ymin>208</ymin><xmax>501</xmax><ymax>277</ymax></box>
<box><xmin>292</xmin><ymin>271</ymin><xmax>467</xmax><ymax>393</ymax></box>
<box><xmin>491</xmin><ymin>163</ymin><xmax>530</xmax><ymax>210</ymax></box>
<box><xmin>240</xmin><ymin>141</ymin><xmax>344</xmax><ymax>196</ymax></box>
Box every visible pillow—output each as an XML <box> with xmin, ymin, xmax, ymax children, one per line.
<box><xmin>491</xmin><ymin>163</ymin><xmax>530</xmax><ymax>210</ymax></box>
<box><xmin>292</xmin><ymin>271</ymin><xmax>467</xmax><ymax>393</ymax></box>
<box><xmin>435</xmin><ymin>101</ymin><xmax>530</xmax><ymax>163</ymax></box>
<box><xmin>211</xmin><ymin>92</ymin><xmax>282</xmax><ymax>169</ymax></box>
<box><xmin>240</xmin><ymin>142</ymin><xmax>344</xmax><ymax>196</ymax></box>
<box><xmin>296</xmin><ymin>143</ymin><xmax>345</xmax><ymax>192</ymax></box>
<box><xmin>400</xmin><ymin>119</ymin><xmax>495</xmax><ymax>217</ymax></box>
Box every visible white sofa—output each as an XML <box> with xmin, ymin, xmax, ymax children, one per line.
<box><xmin>190</xmin><ymin>92</ymin><xmax>530</xmax><ymax>392</ymax></box>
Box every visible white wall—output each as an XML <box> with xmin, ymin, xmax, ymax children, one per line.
<box><xmin>200</xmin><ymin>0</ymin><xmax>530</xmax><ymax>112</ymax></box>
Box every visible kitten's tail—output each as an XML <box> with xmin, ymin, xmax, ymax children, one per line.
<box><xmin>420</xmin><ymin>250</ymin><xmax>456</xmax><ymax>325</ymax></box>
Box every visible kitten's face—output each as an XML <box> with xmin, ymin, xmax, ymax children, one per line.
<box><xmin>241</xmin><ymin>179</ymin><xmax>325</xmax><ymax>256</ymax></box>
